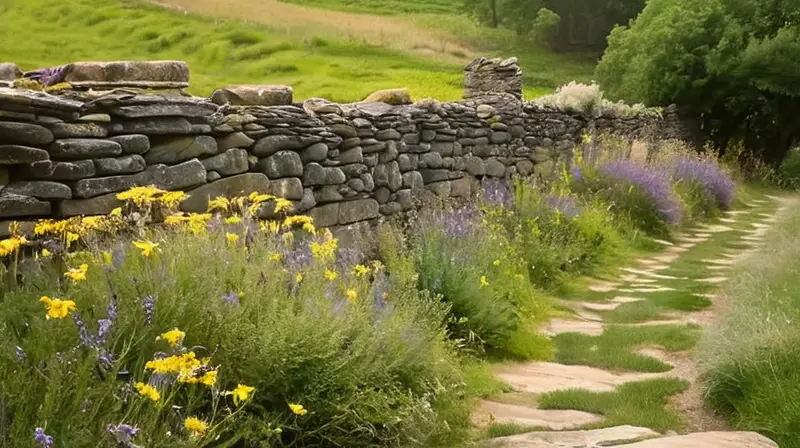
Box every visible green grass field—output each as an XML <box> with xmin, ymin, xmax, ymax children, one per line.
<box><xmin>0</xmin><ymin>0</ymin><xmax>594</xmax><ymax>101</ymax></box>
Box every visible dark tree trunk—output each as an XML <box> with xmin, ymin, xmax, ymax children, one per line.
<box><xmin>490</xmin><ymin>0</ymin><xmax>499</xmax><ymax>28</ymax></box>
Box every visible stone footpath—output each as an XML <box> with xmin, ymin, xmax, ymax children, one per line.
<box><xmin>472</xmin><ymin>196</ymin><xmax>787</xmax><ymax>447</ymax></box>
<box><xmin>1</xmin><ymin>59</ymin><xmax>684</xmax><ymax>240</ymax></box>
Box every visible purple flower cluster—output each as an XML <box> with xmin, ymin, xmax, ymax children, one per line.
<box><xmin>34</xmin><ymin>428</ymin><xmax>53</xmax><ymax>447</ymax></box>
<box><xmin>481</xmin><ymin>179</ymin><xmax>514</xmax><ymax>208</ymax></box>
<box><xmin>142</xmin><ymin>295</ymin><xmax>156</xmax><ymax>325</ymax></box>
<box><xmin>602</xmin><ymin>160</ymin><xmax>682</xmax><ymax>225</ymax></box>
<box><xmin>436</xmin><ymin>206</ymin><xmax>478</xmax><ymax>237</ymax></box>
<box><xmin>107</xmin><ymin>423</ymin><xmax>140</xmax><ymax>447</ymax></box>
<box><xmin>545</xmin><ymin>194</ymin><xmax>582</xmax><ymax>219</ymax></box>
<box><xmin>671</xmin><ymin>158</ymin><xmax>735</xmax><ymax>208</ymax></box>
<box><xmin>24</xmin><ymin>65</ymin><xmax>67</xmax><ymax>86</ymax></box>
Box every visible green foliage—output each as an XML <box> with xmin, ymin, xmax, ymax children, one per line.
<box><xmin>674</xmin><ymin>180</ymin><xmax>721</xmax><ymax>223</ymax></box>
<box><xmin>539</xmin><ymin>378</ymin><xmax>689</xmax><ymax>432</ymax></box>
<box><xmin>396</xmin><ymin>208</ymin><xmax>551</xmax><ymax>359</ymax></box>
<box><xmin>491</xmin><ymin>181</ymin><xmax>631</xmax><ymax>289</ymax></box>
<box><xmin>281</xmin><ymin>0</ymin><xmax>461</xmax><ymax>15</ymax></box>
<box><xmin>530</xmin><ymin>8</ymin><xmax>560</xmax><ymax>45</ymax></box>
<box><xmin>778</xmin><ymin>148</ymin><xmax>800</xmax><ymax>189</ymax></box>
<box><xmin>701</xmin><ymin>203</ymin><xmax>800</xmax><ymax>446</ymax></box>
<box><xmin>596</xmin><ymin>0</ymin><xmax>800</xmax><ymax>164</ymax></box>
<box><xmin>1</xmin><ymin>224</ymin><xmax>471</xmax><ymax>447</ymax></box>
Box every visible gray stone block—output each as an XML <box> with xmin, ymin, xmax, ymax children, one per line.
<box><xmin>0</xmin><ymin>145</ymin><xmax>50</xmax><ymax>164</ymax></box>
<box><xmin>300</xmin><ymin>142</ymin><xmax>328</xmax><ymax>163</ymax></box>
<box><xmin>110</xmin><ymin>135</ymin><xmax>150</xmax><ymax>154</ymax></box>
<box><xmin>21</xmin><ymin>160</ymin><xmax>96</xmax><ymax>181</ymax></box>
<box><xmin>165</xmin><ymin>159</ymin><xmax>206</xmax><ymax>191</ymax></box>
<box><xmin>257</xmin><ymin>151</ymin><xmax>303</xmax><ymax>179</ymax></box>
<box><xmin>0</xmin><ymin>193</ymin><xmax>51</xmax><ymax>218</ymax></box>
<box><xmin>2</xmin><ymin>181</ymin><xmax>71</xmax><ymax>199</ymax></box>
<box><xmin>200</xmin><ymin>148</ymin><xmax>248</xmax><ymax>176</ymax></box>
<box><xmin>146</xmin><ymin>135</ymin><xmax>217</xmax><ymax>165</ymax></box>
<box><xmin>303</xmin><ymin>163</ymin><xmax>345</xmax><ymax>186</ymax></box>
<box><xmin>216</xmin><ymin>132</ymin><xmax>255</xmax><ymax>151</ymax></box>
<box><xmin>93</xmin><ymin>155</ymin><xmax>147</xmax><ymax>176</ymax></box>
<box><xmin>0</xmin><ymin>122</ymin><xmax>54</xmax><ymax>146</ymax></box>
<box><xmin>57</xmin><ymin>192</ymin><xmax>124</xmax><ymax>217</ymax></box>
<box><xmin>266</xmin><ymin>178</ymin><xmax>304</xmax><ymax>201</ymax></box>
<box><xmin>339</xmin><ymin>198</ymin><xmax>379</xmax><ymax>224</ymax></box>
<box><xmin>49</xmin><ymin>139</ymin><xmax>122</xmax><ymax>160</ymax></box>
<box><xmin>73</xmin><ymin>165</ymin><xmax>167</xmax><ymax>199</ymax></box>
<box><xmin>308</xmin><ymin>203</ymin><xmax>340</xmax><ymax>227</ymax></box>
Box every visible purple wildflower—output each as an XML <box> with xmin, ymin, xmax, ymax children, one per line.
<box><xmin>24</xmin><ymin>65</ymin><xmax>67</xmax><ymax>86</ymax></box>
<box><xmin>108</xmin><ymin>423</ymin><xmax>141</xmax><ymax>447</ymax></box>
<box><xmin>97</xmin><ymin>351</ymin><xmax>114</xmax><ymax>368</ymax></box>
<box><xmin>107</xmin><ymin>299</ymin><xmax>118</xmax><ymax>321</ymax></box>
<box><xmin>74</xmin><ymin>312</ymin><xmax>95</xmax><ymax>349</ymax></box>
<box><xmin>602</xmin><ymin>160</ymin><xmax>682</xmax><ymax>225</ymax></box>
<box><xmin>481</xmin><ymin>179</ymin><xmax>514</xmax><ymax>208</ymax></box>
<box><xmin>34</xmin><ymin>427</ymin><xmax>54</xmax><ymax>447</ymax></box>
<box><xmin>436</xmin><ymin>206</ymin><xmax>478</xmax><ymax>237</ymax></box>
<box><xmin>671</xmin><ymin>158</ymin><xmax>735</xmax><ymax>208</ymax></box>
<box><xmin>221</xmin><ymin>291</ymin><xmax>240</xmax><ymax>305</ymax></box>
<box><xmin>142</xmin><ymin>295</ymin><xmax>156</xmax><ymax>325</ymax></box>
<box><xmin>15</xmin><ymin>345</ymin><xmax>25</xmax><ymax>361</ymax></box>
<box><xmin>545</xmin><ymin>194</ymin><xmax>582</xmax><ymax>219</ymax></box>
<box><xmin>571</xmin><ymin>166</ymin><xmax>582</xmax><ymax>181</ymax></box>
<box><xmin>282</xmin><ymin>244</ymin><xmax>312</xmax><ymax>272</ymax></box>
<box><xmin>97</xmin><ymin>319</ymin><xmax>112</xmax><ymax>342</ymax></box>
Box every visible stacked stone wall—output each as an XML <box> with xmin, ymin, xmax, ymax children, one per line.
<box><xmin>0</xmin><ymin>59</ymin><xmax>688</xmax><ymax>236</ymax></box>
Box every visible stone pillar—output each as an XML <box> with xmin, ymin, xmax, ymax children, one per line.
<box><xmin>463</xmin><ymin>57</ymin><xmax>523</xmax><ymax>100</ymax></box>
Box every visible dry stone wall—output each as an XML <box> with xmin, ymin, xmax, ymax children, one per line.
<box><xmin>0</xmin><ymin>59</ymin><xmax>686</xmax><ymax>236</ymax></box>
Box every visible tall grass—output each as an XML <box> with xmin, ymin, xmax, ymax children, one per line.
<box><xmin>701</xmin><ymin>199</ymin><xmax>800</xmax><ymax>447</ymax></box>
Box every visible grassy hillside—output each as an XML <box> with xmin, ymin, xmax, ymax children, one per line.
<box><xmin>278</xmin><ymin>0</ymin><xmax>461</xmax><ymax>15</ymax></box>
<box><xmin>0</xmin><ymin>0</ymin><xmax>595</xmax><ymax>102</ymax></box>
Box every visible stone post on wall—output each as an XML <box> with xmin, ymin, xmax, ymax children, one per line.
<box><xmin>463</xmin><ymin>57</ymin><xmax>523</xmax><ymax>101</ymax></box>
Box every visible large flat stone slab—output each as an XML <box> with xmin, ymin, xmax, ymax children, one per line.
<box><xmin>622</xmin><ymin>431</ymin><xmax>778</xmax><ymax>447</ymax></box>
<box><xmin>493</xmin><ymin>362</ymin><xmax>670</xmax><ymax>394</ymax></box>
<box><xmin>472</xmin><ymin>400</ymin><xmax>602</xmax><ymax>430</ymax></box>
<box><xmin>210</xmin><ymin>85</ymin><xmax>293</xmax><ymax>106</ymax></box>
<box><xmin>487</xmin><ymin>425</ymin><xmax>660</xmax><ymax>447</ymax></box>
<box><xmin>545</xmin><ymin>319</ymin><xmax>604</xmax><ymax>336</ymax></box>
<box><xmin>33</xmin><ymin>60</ymin><xmax>190</xmax><ymax>89</ymax></box>
<box><xmin>0</xmin><ymin>145</ymin><xmax>50</xmax><ymax>164</ymax></box>
<box><xmin>0</xmin><ymin>193</ymin><xmax>51</xmax><ymax>218</ymax></box>
<box><xmin>0</xmin><ymin>121</ymin><xmax>54</xmax><ymax>146</ymax></box>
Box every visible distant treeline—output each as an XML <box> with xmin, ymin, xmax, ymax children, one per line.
<box><xmin>463</xmin><ymin>0</ymin><xmax>645</xmax><ymax>52</ymax></box>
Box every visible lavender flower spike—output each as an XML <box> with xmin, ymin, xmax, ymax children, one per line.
<box><xmin>34</xmin><ymin>427</ymin><xmax>54</xmax><ymax>448</ymax></box>
<box><xmin>15</xmin><ymin>345</ymin><xmax>25</xmax><ymax>361</ymax></box>
<box><xmin>602</xmin><ymin>160</ymin><xmax>682</xmax><ymax>225</ymax></box>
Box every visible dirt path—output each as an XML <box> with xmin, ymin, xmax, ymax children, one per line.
<box><xmin>473</xmin><ymin>196</ymin><xmax>790</xmax><ymax>447</ymax></box>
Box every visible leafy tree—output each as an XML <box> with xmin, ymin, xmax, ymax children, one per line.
<box><xmin>596</xmin><ymin>0</ymin><xmax>800</xmax><ymax>164</ymax></box>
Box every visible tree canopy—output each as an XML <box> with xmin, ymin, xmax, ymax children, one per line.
<box><xmin>596</xmin><ymin>0</ymin><xmax>800</xmax><ymax>163</ymax></box>
<box><xmin>463</xmin><ymin>0</ymin><xmax>645</xmax><ymax>52</ymax></box>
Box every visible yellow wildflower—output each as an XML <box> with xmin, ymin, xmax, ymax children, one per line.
<box><xmin>80</xmin><ymin>216</ymin><xmax>105</xmax><ymax>231</ymax></box>
<box><xmin>199</xmin><ymin>370</ymin><xmax>218</xmax><ymax>387</ymax></box>
<box><xmin>8</xmin><ymin>221</ymin><xmax>20</xmax><ymax>236</ymax></box>
<box><xmin>207</xmin><ymin>196</ymin><xmax>230</xmax><ymax>212</ymax></box>
<box><xmin>225</xmin><ymin>216</ymin><xmax>241</xmax><ymax>224</ymax></box>
<box><xmin>295</xmin><ymin>272</ymin><xmax>304</xmax><ymax>283</ymax></box>
<box><xmin>249</xmin><ymin>192</ymin><xmax>275</xmax><ymax>204</ymax></box>
<box><xmin>184</xmin><ymin>416</ymin><xmax>208</xmax><ymax>437</ymax></box>
<box><xmin>156</xmin><ymin>328</ymin><xmax>186</xmax><ymax>347</ymax></box>
<box><xmin>372</xmin><ymin>260</ymin><xmax>384</xmax><ymax>272</ymax></box>
<box><xmin>226</xmin><ymin>233</ymin><xmax>240</xmax><ymax>245</ymax></box>
<box><xmin>269</xmin><ymin>252</ymin><xmax>282</xmax><ymax>262</ymax></box>
<box><xmin>353</xmin><ymin>264</ymin><xmax>370</xmax><ymax>277</ymax></box>
<box><xmin>288</xmin><ymin>403</ymin><xmax>308</xmax><ymax>416</ymax></box>
<box><xmin>109</xmin><ymin>207</ymin><xmax>122</xmax><ymax>217</ymax></box>
<box><xmin>274</xmin><ymin>198</ymin><xmax>294</xmax><ymax>214</ymax></box>
<box><xmin>66</xmin><ymin>232</ymin><xmax>80</xmax><ymax>247</ymax></box>
<box><xmin>0</xmin><ymin>236</ymin><xmax>26</xmax><ymax>257</ymax></box>
<box><xmin>134</xmin><ymin>382</ymin><xmax>161</xmax><ymax>402</ymax></box>
<box><xmin>346</xmin><ymin>289</ymin><xmax>358</xmax><ymax>303</ymax></box>
<box><xmin>515</xmin><ymin>273</ymin><xmax>525</xmax><ymax>281</ymax></box>
<box><xmin>493</xmin><ymin>259</ymin><xmax>501</xmax><ymax>267</ymax></box>
<box><xmin>133</xmin><ymin>240</ymin><xmax>159</xmax><ymax>257</ymax></box>
<box><xmin>145</xmin><ymin>352</ymin><xmax>200</xmax><ymax>374</ymax></box>
<box><xmin>261</xmin><ymin>221</ymin><xmax>281</xmax><ymax>234</ymax></box>
<box><xmin>282</xmin><ymin>232</ymin><xmax>294</xmax><ymax>244</ymax></box>
<box><xmin>479</xmin><ymin>276</ymin><xmax>489</xmax><ymax>288</ymax></box>
<box><xmin>324</xmin><ymin>270</ymin><xmax>338</xmax><ymax>281</ymax></box>
<box><xmin>41</xmin><ymin>248</ymin><xmax>52</xmax><ymax>258</ymax></box>
<box><xmin>64</xmin><ymin>264</ymin><xmax>89</xmax><ymax>282</ymax></box>
<box><xmin>102</xmin><ymin>251</ymin><xmax>112</xmax><ymax>266</ymax></box>
<box><xmin>39</xmin><ymin>296</ymin><xmax>77</xmax><ymax>319</ymax></box>
<box><xmin>282</xmin><ymin>215</ymin><xmax>315</xmax><ymax>234</ymax></box>
<box><xmin>310</xmin><ymin>237</ymin><xmax>338</xmax><ymax>262</ymax></box>
<box><xmin>224</xmin><ymin>384</ymin><xmax>256</xmax><ymax>406</ymax></box>
<box><xmin>178</xmin><ymin>366</ymin><xmax>217</xmax><ymax>387</ymax></box>
<box><xmin>164</xmin><ymin>214</ymin><xmax>187</xmax><ymax>226</ymax></box>
<box><xmin>160</xmin><ymin>191</ymin><xmax>187</xmax><ymax>208</ymax></box>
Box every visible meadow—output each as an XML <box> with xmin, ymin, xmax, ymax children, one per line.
<box><xmin>0</xmin><ymin>0</ymin><xmax>594</xmax><ymax>101</ymax></box>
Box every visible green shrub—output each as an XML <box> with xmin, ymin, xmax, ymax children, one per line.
<box><xmin>397</xmin><ymin>206</ymin><xmax>550</xmax><ymax>360</ymax></box>
<box><xmin>701</xmin><ymin>204</ymin><xmax>800</xmax><ymax>447</ymax></box>
<box><xmin>0</xmin><ymin>209</ymin><xmax>469</xmax><ymax>447</ymax></box>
